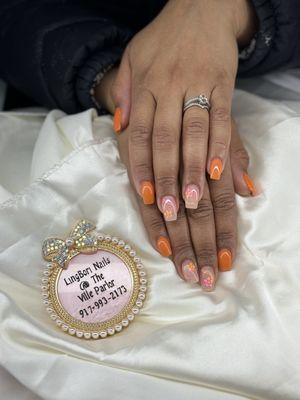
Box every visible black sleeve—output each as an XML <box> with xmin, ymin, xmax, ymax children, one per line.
<box><xmin>0</xmin><ymin>1</ymin><xmax>133</xmax><ymax>113</ymax></box>
<box><xmin>238</xmin><ymin>0</ymin><xmax>300</xmax><ymax>76</ymax></box>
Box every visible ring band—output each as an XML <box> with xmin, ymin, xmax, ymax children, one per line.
<box><xmin>183</xmin><ymin>95</ymin><xmax>211</xmax><ymax>113</ymax></box>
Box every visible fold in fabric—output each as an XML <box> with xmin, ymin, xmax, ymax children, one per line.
<box><xmin>1</xmin><ymin>76</ymin><xmax>300</xmax><ymax>399</ymax></box>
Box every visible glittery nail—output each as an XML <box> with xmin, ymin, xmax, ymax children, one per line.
<box><xmin>182</xmin><ymin>259</ymin><xmax>199</xmax><ymax>283</ymax></box>
<box><xmin>161</xmin><ymin>196</ymin><xmax>177</xmax><ymax>221</ymax></box>
<box><xmin>200</xmin><ymin>266</ymin><xmax>215</xmax><ymax>291</ymax></box>
<box><xmin>184</xmin><ymin>184</ymin><xmax>200</xmax><ymax>209</ymax></box>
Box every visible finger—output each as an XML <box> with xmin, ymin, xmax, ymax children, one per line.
<box><xmin>187</xmin><ymin>182</ymin><xmax>218</xmax><ymax>291</ymax></box>
<box><xmin>207</xmin><ymin>84</ymin><xmax>233</xmax><ymax>181</ymax></box>
<box><xmin>230</xmin><ymin>119</ymin><xmax>258</xmax><ymax>196</ymax></box>
<box><xmin>129</xmin><ymin>88</ymin><xmax>156</xmax><ymax>205</ymax></box>
<box><xmin>209</xmin><ymin>156</ymin><xmax>237</xmax><ymax>272</ymax></box>
<box><xmin>138</xmin><ymin>198</ymin><xmax>173</xmax><ymax>258</ymax></box>
<box><xmin>182</xmin><ymin>90</ymin><xmax>210</xmax><ymax>209</ymax></box>
<box><xmin>153</xmin><ymin>95</ymin><xmax>182</xmax><ymax>222</ymax></box>
<box><xmin>166</xmin><ymin>200</ymin><xmax>199</xmax><ymax>283</ymax></box>
<box><xmin>111</xmin><ymin>48</ymin><xmax>131</xmax><ymax>133</ymax></box>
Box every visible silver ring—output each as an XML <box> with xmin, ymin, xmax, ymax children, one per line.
<box><xmin>183</xmin><ymin>95</ymin><xmax>211</xmax><ymax>113</ymax></box>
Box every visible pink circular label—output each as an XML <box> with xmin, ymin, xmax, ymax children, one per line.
<box><xmin>57</xmin><ymin>250</ymin><xmax>133</xmax><ymax>323</ymax></box>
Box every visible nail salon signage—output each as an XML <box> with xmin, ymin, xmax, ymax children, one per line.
<box><xmin>41</xmin><ymin>220</ymin><xmax>147</xmax><ymax>339</ymax></box>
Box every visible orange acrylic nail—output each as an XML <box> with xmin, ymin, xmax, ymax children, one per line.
<box><xmin>157</xmin><ymin>236</ymin><xmax>172</xmax><ymax>257</ymax></box>
<box><xmin>218</xmin><ymin>249</ymin><xmax>232</xmax><ymax>272</ymax></box>
<box><xmin>243</xmin><ymin>173</ymin><xmax>257</xmax><ymax>196</ymax></box>
<box><xmin>210</xmin><ymin>158</ymin><xmax>223</xmax><ymax>180</ymax></box>
<box><xmin>141</xmin><ymin>181</ymin><xmax>155</xmax><ymax>205</ymax></box>
<box><xmin>113</xmin><ymin>107</ymin><xmax>122</xmax><ymax>133</ymax></box>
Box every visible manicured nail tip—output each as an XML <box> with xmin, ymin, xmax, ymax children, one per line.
<box><xmin>141</xmin><ymin>181</ymin><xmax>155</xmax><ymax>205</ymax></box>
<box><xmin>210</xmin><ymin>158</ymin><xmax>223</xmax><ymax>180</ymax></box>
<box><xmin>200</xmin><ymin>266</ymin><xmax>215</xmax><ymax>291</ymax></box>
<box><xmin>113</xmin><ymin>107</ymin><xmax>122</xmax><ymax>133</ymax></box>
<box><xmin>218</xmin><ymin>249</ymin><xmax>232</xmax><ymax>272</ymax></box>
<box><xmin>182</xmin><ymin>260</ymin><xmax>199</xmax><ymax>283</ymax></box>
<box><xmin>157</xmin><ymin>236</ymin><xmax>172</xmax><ymax>257</ymax></box>
<box><xmin>161</xmin><ymin>196</ymin><xmax>177</xmax><ymax>221</ymax></box>
<box><xmin>184</xmin><ymin>184</ymin><xmax>199</xmax><ymax>209</ymax></box>
<box><xmin>243</xmin><ymin>173</ymin><xmax>257</xmax><ymax>196</ymax></box>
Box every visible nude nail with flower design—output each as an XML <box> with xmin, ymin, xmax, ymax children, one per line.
<box><xmin>200</xmin><ymin>266</ymin><xmax>215</xmax><ymax>291</ymax></box>
<box><xmin>182</xmin><ymin>259</ymin><xmax>199</xmax><ymax>283</ymax></box>
<box><xmin>161</xmin><ymin>195</ymin><xmax>177</xmax><ymax>221</ymax></box>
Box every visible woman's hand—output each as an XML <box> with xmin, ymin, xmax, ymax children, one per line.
<box><xmin>116</xmin><ymin>119</ymin><xmax>255</xmax><ymax>290</ymax></box>
<box><xmin>108</xmin><ymin>0</ymin><xmax>257</xmax><ymax>221</ymax></box>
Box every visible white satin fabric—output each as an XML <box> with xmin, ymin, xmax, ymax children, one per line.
<box><xmin>1</xmin><ymin>71</ymin><xmax>300</xmax><ymax>400</ymax></box>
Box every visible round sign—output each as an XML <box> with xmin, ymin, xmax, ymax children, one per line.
<box><xmin>41</xmin><ymin>235</ymin><xmax>147</xmax><ymax>339</ymax></box>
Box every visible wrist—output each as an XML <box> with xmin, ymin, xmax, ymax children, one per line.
<box><xmin>234</xmin><ymin>0</ymin><xmax>259</xmax><ymax>47</ymax></box>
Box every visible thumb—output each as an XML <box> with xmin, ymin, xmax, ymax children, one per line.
<box><xmin>111</xmin><ymin>47</ymin><xmax>131</xmax><ymax>133</ymax></box>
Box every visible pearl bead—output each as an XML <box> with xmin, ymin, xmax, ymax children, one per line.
<box><xmin>140</xmin><ymin>285</ymin><xmax>147</xmax><ymax>292</ymax></box>
<box><xmin>42</xmin><ymin>293</ymin><xmax>49</xmax><ymax>299</ymax></box>
<box><xmin>68</xmin><ymin>328</ymin><xmax>76</xmax><ymax>335</ymax></box>
<box><xmin>118</xmin><ymin>240</ymin><xmax>125</xmax><ymax>247</ymax></box>
<box><xmin>97</xmin><ymin>233</ymin><xmax>104</xmax><ymax>241</ymax></box>
<box><xmin>92</xmin><ymin>332</ymin><xmax>99</xmax><ymax>339</ymax></box>
<box><xmin>62</xmin><ymin>324</ymin><xmax>69</xmax><ymax>332</ymax></box>
<box><xmin>84</xmin><ymin>332</ymin><xmax>91</xmax><ymax>339</ymax></box>
<box><xmin>134</xmin><ymin>257</ymin><xmax>141</xmax><ymax>263</ymax></box>
<box><xmin>41</xmin><ymin>278</ymin><xmax>48</xmax><ymax>284</ymax></box>
<box><xmin>136</xmin><ymin>300</ymin><xmax>143</xmax><ymax>307</ymax></box>
<box><xmin>107</xmin><ymin>328</ymin><xmax>115</xmax><ymax>335</ymax></box>
<box><xmin>115</xmin><ymin>324</ymin><xmax>122</xmax><ymax>332</ymax></box>
<box><xmin>105</xmin><ymin>235</ymin><xmax>111</xmax><ymax>242</ymax></box>
<box><xmin>124</xmin><ymin>244</ymin><xmax>131</xmax><ymax>252</ymax></box>
<box><xmin>140</xmin><ymin>278</ymin><xmax>147</xmax><ymax>285</ymax></box>
<box><xmin>50</xmin><ymin>314</ymin><xmax>57</xmax><ymax>320</ymax></box>
<box><xmin>138</xmin><ymin>293</ymin><xmax>145</xmax><ymax>300</ymax></box>
<box><xmin>122</xmin><ymin>319</ymin><xmax>129</xmax><ymax>327</ymax></box>
<box><xmin>139</xmin><ymin>270</ymin><xmax>146</xmax><ymax>277</ymax></box>
<box><xmin>129</xmin><ymin>250</ymin><xmax>136</xmax><ymax>257</ymax></box>
<box><xmin>76</xmin><ymin>331</ymin><xmax>84</xmax><ymax>338</ymax></box>
<box><xmin>132</xmin><ymin>307</ymin><xmax>139</xmax><ymax>314</ymax></box>
<box><xmin>112</xmin><ymin>237</ymin><xmax>119</xmax><ymax>244</ymax></box>
<box><xmin>100</xmin><ymin>331</ymin><xmax>108</xmax><ymax>338</ymax></box>
<box><xmin>43</xmin><ymin>270</ymin><xmax>50</xmax><ymax>276</ymax></box>
<box><xmin>127</xmin><ymin>314</ymin><xmax>134</xmax><ymax>321</ymax></box>
<box><xmin>136</xmin><ymin>264</ymin><xmax>143</xmax><ymax>269</ymax></box>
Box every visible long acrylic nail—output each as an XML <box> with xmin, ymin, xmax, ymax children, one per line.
<box><xmin>161</xmin><ymin>196</ymin><xmax>177</xmax><ymax>221</ymax></box>
<box><xmin>113</xmin><ymin>107</ymin><xmax>122</xmax><ymax>133</ymax></box>
<box><xmin>243</xmin><ymin>173</ymin><xmax>257</xmax><ymax>196</ymax></box>
<box><xmin>210</xmin><ymin>158</ymin><xmax>223</xmax><ymax>180</ymax></box>
<box><xmin>184</xmin><ymin>184</ymin><xmax>200</xmax><ymax>209</ymax></box>
<box><xmin>200</xmin><ymin>266</ymin><xmax>215</xmax><ymax>291</ymax></box>
<box><xmin>182</xmin><ymin>259</ymin><xmax>199</xmax><ymax>283</ymax></box>
<box><xmin>141</xmin><ymin>181</ymin><xmax>155</xmax><ymax>205</ymax></box>
<box><xmin>218</xmin><ymin>249</ymin><xmax>232</xmax><ymax>272</ymax></box>
<box><xmin>157</xmin><ymin>236</ymin><xmax>172</xmax><ymax>257</ymax></box>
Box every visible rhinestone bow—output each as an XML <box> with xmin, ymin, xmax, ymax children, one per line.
<box><xmin>42</xmin><ymin>220</ymin><xmax>97</xmax><ymax>269</ymax></box>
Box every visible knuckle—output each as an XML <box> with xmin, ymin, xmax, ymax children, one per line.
<box><xmin>148</xmin><ymin>216</ymin><xmax>164</xmax><ymax>233</ymax></box>
<box><xmin>186</xmin><ymin>163</ymin><xmax>205</xmax><ymax>178</ymax></box>
<box><xmin>156</xmin><ymin>175</ymin><xmax>177</xmax><ymax>190</ymax></box>
<box><xmin>132</xmin><ymin>160</ymin><xmax>151</xmax><ymax>177</ymax></box>
<box><xmin>173</xmin><ymin>241</ymin><xmax>193</xmax><ymax>261</ymax></box>
<box><xmin>212</xmin><ymin>191</ymin><xmax>236</xmax><ymax>213</ymax></box>
<box><xmin>233</xmin><ymin>147</ymin><xmax>250</xmax><ymax>165</ymax></box>
<box><xmin>188</xmin><ymin>199</ymin><xmax>213</xmax><ymax>221</ymax></box>
<box><xmin>184</xmin><ymin>117</ymin><xmax>208</xmax><ymax>140</ymax></box>
<box><xmin>196</xmin><ymin>247</ymin><xmax>216</xmax><ymax>266</ymax></box>
<box><xmin>153</xmin><ymin>124</ymin><xmax>176</xmax><ymax>150</ymax></box>
<box><xmin>211</xmin><ymin>107</ymin><xmax>230</xmax><ymax>123</ymax></box>
<box><xmin>216</xmin><ymin>231</ymin><xmax>235</xmax><ymax>246</ymax></box>
<box><xmin>130</xmin><ymin>123</ymin><xmax>151</xmax><ymax>147</ymax></box>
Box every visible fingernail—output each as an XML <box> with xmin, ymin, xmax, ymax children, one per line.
<box><xmin>243</xmin><ymin>173</ymin><xmax>257</xmax><ymax>196</ymax></box>
<box><xmin>113</xmin><ymin>107</ymin><xmax>122</xmax><ymax>133</ymax></box>
<box><xmin>210</xmin><ymin>158</ymin><xmax>223</xmax><ymax>180</ymax></box>
<box><xmin>161</xmin><ymin>196</ymin><xmax>177</xmax><ymax>221</ymax></box>
<box><xmin>184</xmin><ymin>184</ymin><xmax>200</xmax><ymax>209</ymax></box>
<box><xmin>200</xmin><ymin>266</ymin><xmax>215</xmax><ymax>291</ymax></box>
<box><xmin>157</xmin><ymin>236</ymin><xmax>172</xmax><ymax>257</ymax></box>
<box><xmin>182</xmin><ymin>259</ymin><xmax>199</xmax><ymax>282</ymax></box>
<box><xmin>218</xmin><ymin>249</ymin><xmax>232</xmax><ymax>272</ymax></box>
<box><xmin>141</xmin><ymin>181</ymin><xmax>155</xmax><ymax>205</ymax></box>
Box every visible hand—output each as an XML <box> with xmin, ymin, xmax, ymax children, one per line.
<box><xmin>116</xmin><ymin>118</ymin><xmax>256</xmax><ymax>290</ymax></box>
<box><xmin>105</xmin><ymin>0</ymin><xmax>257</xmax><ymax>223</ymax></box>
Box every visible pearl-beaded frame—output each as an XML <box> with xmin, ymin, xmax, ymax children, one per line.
<box><xmin>41</xmin><ymin>232</ymin><xmax>147</xmax><ymax>339</ymax></box>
